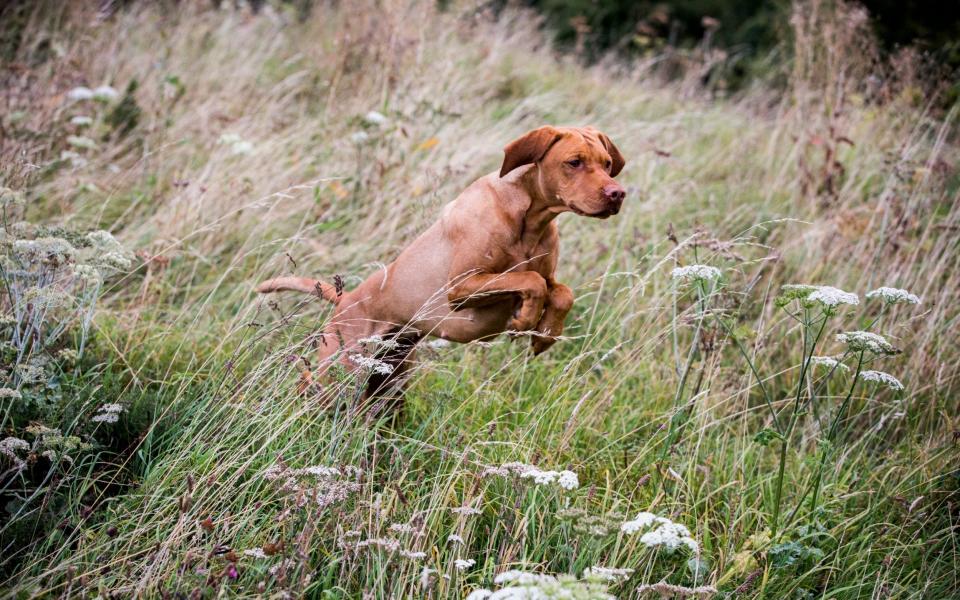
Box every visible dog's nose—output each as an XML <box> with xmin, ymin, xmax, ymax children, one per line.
<box><xmin>602</xmin><ymin>184</ymin><xmax>625</xmax><ymax>214</ymax></box>
<box><xmin>602</xmin><ymin>184</ymin><xmax>625</xmax><ymax>203</ymax></box>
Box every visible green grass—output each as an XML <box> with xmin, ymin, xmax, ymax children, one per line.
<box><xmin>1</xmin><ymin>1</ymin><xmax>959</xmax><ymax>598</ymax></box>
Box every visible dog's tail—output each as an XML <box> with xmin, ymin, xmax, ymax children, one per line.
<box><xmin>255</xmin><ymin>276</ymin><xmax>340</xmax><ymax>304</ymax></box>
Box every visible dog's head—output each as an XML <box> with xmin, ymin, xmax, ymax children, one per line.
<box><xmin>500</xmin><ymin>126</ymin><xmax>626</xmax><ymax>218</ymax></box>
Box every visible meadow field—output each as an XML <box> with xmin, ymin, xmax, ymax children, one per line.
<box><xmin>1</xmin><ymin>0</ymin><xmax>958</xmax><ymax>597</ymax></box>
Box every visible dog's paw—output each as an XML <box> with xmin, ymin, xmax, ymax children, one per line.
<box><xmin>530</xmin><ymin>334</ymin><xmax>556</xmax><ymax>355</ymax></box>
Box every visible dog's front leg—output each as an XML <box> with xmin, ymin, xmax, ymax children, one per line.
<box><xmin>447</xmin><ymin>271</ymin><xmax>548</xmax><ymax>331</ymax></box>
<box><xmin>531</xmin><ymin>281</ymin><xmax>574</xmax><ymax>355</ymax></box>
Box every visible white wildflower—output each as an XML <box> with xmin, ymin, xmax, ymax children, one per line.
<box><xmin>671</xmin><ymin>264</ymin><xmax>721</xmax><ymax>284</ymax></box>
<box><xmin>66</xmin><ymin>135</ymin><xmax>97</xmax><ymax>150</ymax></box>
<box><xmin>582</xmin><ymin>566</ymin><xmax>634</xmax><ymax>582</ymax></box>
<box><xmin>92</xmin><ymin>85</ymin><xmax>119</xmax><ymax>101</ymax></box>
<box><xmin>355</xmin><ymin>537</ymin><xmax>401</xmax><ymax>552</ymax></box>
<box><xmin>92</xmin><ymin>412</ymin><xmax>119</xmax><ymax>423</ymax></box>
<box><xmin>73</xmin><ymin>264</ymin><xmax>103</xmax><ymax>285</ymax></box>
<box><xmin>60</xmin><ymin>150</ymin><xmax>87</xmax><ymax>167</ymax></box>
<box><xmin>866</xmin><ymin>287</ymin><xmax>920</xmax><ymax>305</ymax></box>
<box><xmin>425</xmin><ymin>338</ymin><xmax>451</xmax><ymax>349</ymax></box>
<box><xmin>639</xmin><ymin>520</ymin><xmax>699</xmax><ymax>553</ymax></box>
<box><xmin>0</xmin><ymin>388</ymin><xmax>22</xmax><ymax>401</ymax></box>
<box><xmin>0</xmin><ymin>437</ymin><xmax>30</xmax><ymax>459</ymax></box>
<box><xmin>389</xmin><ymin>522</ymin><xmax>418</xmax><ymax>534</ymax></box>
<box><xmin>621</xmin><ymin>512</ymin><xmax>699</xmax><ymax>553</ymax></box>
<box><xmin>350</xmin><ymin>131</ymin><xmax>369</xmax><ymax>144</ymax></box>
<box><xmin>810</xmin><ymin>356</ymin><xmax>850</xmax><ymax>372</ymax></box>
<box><xmin>806</xmin><ymin>286</ymin><xmax>859</xmax><ymax>307</ymax></box>
<box><xmin>447</xmin><ymin>534</ymin><xmax>465</xmax><ymax>544</ymax></box>
<box><xmin>620</xmin><ymin>511</ymin><xmax>658</xmax><ymax>534</ymax></box>
<box><xmin>494</xmin><ymin>571</ymin><xmax>556</xmax><ymax>586</ymax></box>
<box><xmin>98</xmin><ymin>403</ymin><xmax>125</xmax><ymax>414</ymax></box>
<box><xmin>70</xmin><ymin>115</ymin><xmax>93</xmax><ymax>126</ymax></box>
<box><xmin>363</xmin><ymin>111</ymin><xmax>389</xmax><ymax>126</ymax></box>
<box><xmin>489</xmin><ymin>570</ymin><xmax>615</xmax><ymax>600</ymax></box>
<box><xmin>218</xmin><ymin>133</ymin><xmax>254</xmax><ymax>156</ymax></box>
<box><xmin>451</xmin><ymin>506</ymin><xmax>482</xmax><ymax>516</ymax></box>
<box><xmin>349</xmin><ymin>353</ymin><xmax>394</xmax><ymax>375</ymax></box>
<box><xmin>67</xmin><ymin>87</ymin><xmax>94</xmax><ymax>101</ymax></box>
<box><xmin>100</xmin><ymin>251</ymin><xmax>132</xmax><ymax>271</ymax></box>
<box><xmin>400</xmin><ymin>549</ymin><xmax>427</xmax><ymax>560</ymax></box>
<box><xmin>358</xmin><ymin>334</ymin><xmax>399</xmax><ymax>349</ymax></box>
<box><xmin>14</xmin><ymin>237</ymin><xmax>76</xmax><ymax>264</ymax></box>
<box><xmin>836</xmin><ymin>331</ymin><xmax>899</xmax><ymax>355</ymax></box>
<box><xmin>859</xmin><ymin>370</ymin><xmax>904</xmax><ymax>391</ymax></box>
<box><xmin>454</xmin><ymin>558</ymin><xmax>476</xmax><ymax>571</ymax></box>
<box><xmin>243</xmin><ymin>547</ymin><xmax>268</xmax><ymax>559</ymax></box>
<box><xmin>465</xmin><ymin>590</ymin><xmax>493</xmax><ymax>600</ymax></box>
<box><xmin>298</xmin><ymin>466</ymin><xmax>341</xmax><ymax>478</ymax></box>
<box><xmin>483</xmin><ymin>462</ymin><xmax>579</xmax><ymax>491</ymax></box>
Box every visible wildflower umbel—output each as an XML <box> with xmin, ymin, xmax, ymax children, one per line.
<box><xmin>671</xmin><ymin>264</ymin><xmax>721</xmax><ymax>284</ymax></box>
<box><xmin>859</xmin><ymin>370</ymin><xmax>904</xmax><ymax>391</ymax></box>
<box><xmin>348</xmin><ymin>353</ymin><xmax>394</xmax><ymax>375</ymax></box>
<box><xmin>866</xmin><ymin>287</ymin><xmax>921</xmax><ymax>305</ymax></box>
<box><xmin>836</xmin><ymin>331</ymin><xmax>900</xmax><ymax>355</ymax></box>
<box><xmin>583</xmin><ymin>566</ymin><xmax>634</xmax><ymax>582</ymax></box>
<box><xmin>621</xmin><ymin>512</ymin><xmax>699</xmax><ymax>553</ymax></box>
<box><xmin>810</xmin><ymin>356</ymin><xmax>850</xmax><ymax>372</ymax></box>
<box><xmin>483</xmin><ymin>462</ymin><xmax>579</xmax><ymax>491</ymax></box>
<box><xmin>465</xmin><ymin>570</ymin><xmax>616</xmax><ymax>600</ymax></box>
<box><xmin>780</xmin><ymin>284</ymin><xmax>858</xmax><ymax>308</ymax></box>
<box><xmin>806</xmin><ymin>286</ymin><xmax>859</xmax><ymax>307</ymax></box>
<box><xmin>454</xmin><ymin>558</ymin><xmax>476</xmax><ymax>571</ymax></box>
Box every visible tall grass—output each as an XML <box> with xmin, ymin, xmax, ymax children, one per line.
<box><xmin>1</xmin><ymin>0</ymin><xmax>958</xmax><ymax>597</ymax></box>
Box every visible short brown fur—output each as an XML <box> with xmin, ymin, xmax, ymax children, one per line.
<box><xmin>257</xmin><ymin>126</ymin><xmax>627</xmax><ymax>401</ymax></box>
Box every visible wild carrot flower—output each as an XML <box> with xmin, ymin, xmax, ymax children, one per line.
<box><xmin>349</xmin><ymin>353</ymin><xmax>394</xmax><ymax>375</ymax></box>
<box><xmin>671</xmin><ymin>265</ymin><xmax>721</xmax><ymax>285</ymax></box>
<box><xmin>454</xmin><ymin>558</ymin><xmax>476</xmax><ymax>570</ymax></box>
<box><xmin>810</xmin><ymin>356</ymin><xmax>850</xmax><ymax>371</ymax></box>
<box><xmin>67</xmin><ymin>87</ymin><xmax>95</xmax><ymax>101</ymax></box>
<box><xmin>482</xmin><ymin>570</ymin><xmax>615</xmax><ymax>599</ymax></box>
<box><xmin>400</xmin><ymin>550</ymin><xmax>427</xmax><ymax>560</ymax></box>
<box><xmin>350</xmin><ymin>131</ymin><xmax>370</xmax><ymax>144</ymax></box>
<box><xmin>70</xmin><ymin>115</ymin><xmax>93</xmax><ymax>126</ymax></box>
<box><xmin>805</xmin><ymin>286</ymin><xmax>859</xmax><ymax>307</ymax></box>
<box><xmin>635</xmin><ymin>582</ymin><xmax>717</xmax><ymax>598</ymax></box>
<box><xmin>866</xmin><ymin>287</ymin><xmax>920</xmax><ymax>305</ymax></box>
<box><xmin>447</xmin><ymin>534</ymin><xmax>465</xmax><ymax>544</ymax></box>
<box><xmin>67</xmin><ymin>135</ymin><xmax>97</xmax><ymax>150</ymax></box>
<box><xmin>363</xmin><ymin>111</ymin><xmax>389</xmax><ymax>126</ymax></box>
<box><xmin>358</xmin><ymin>334</ymin><xmax>399</xmax><ymax>349</ymax></box>
<box><xmin>583</xmin><ymin>566</ymin><xmax>634</xmax><ymax>582</ymax></box>
<box><xmin>93</xmin><ymin>85</ymin><xmax>119</xmax><ymax>101</ymax></box>
<box><xmin>450</xmin><ymin>506</ymin><xmax>482</xmax><ymax>516</ymax></box>
<box><xmin>243</xmin><ymin>548</ymin><xmax>268</xmax><ymax>559</ymax></box>
<box><xmin>859</xmin><ymin>370</ymin><xmax>904</xmax><ymax>391</ymax></box>
<box><xmin>836</xmin><ymin>331</ymin><xmax>899</xmax><ymax>355</ymax></box>
<box><xmin>0</xmin><ymin>437</ymin><xmax>30</xmax><ymax>470</ymax></box>
<box><xmin>780</xmin><ymin>284</ymin><xmax>857</xmax><ymax>308</ymax></box>
<box><xmin>483</xmin><ymin>462</ymin><xmax>579</xmax><ymax>490</ymax></box>
<box><xmin>621</xmin><ymin>512</ymin><xmax>699</xmax><ymax>553</ymax></box>
<box><xmin>0</xmin><ymin>388</ymin><xmax>22</xmax><ymax>401</ymax></box>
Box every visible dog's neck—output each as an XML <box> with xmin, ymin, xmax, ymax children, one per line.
<box><xmin>516</xmin><ymin>165</ymin><xmax>565</xmax><ymax>244</ymax></box>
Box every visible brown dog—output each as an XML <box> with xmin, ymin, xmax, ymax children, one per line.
<box><xmin>257</xmin><ymin>126</ymin><xmax>626</xmax><ymax>400</ymax></box>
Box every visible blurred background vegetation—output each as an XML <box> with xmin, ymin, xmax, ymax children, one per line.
<box><xmin>6</xmin><ymin>0</ymin><xmax>959</xmax><ymax>89</ymax></box>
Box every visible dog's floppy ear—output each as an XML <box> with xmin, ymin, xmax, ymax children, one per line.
<box><xmin>500</xmin><ymin>126</ymin><xmax>564</xmax><ymax>178</ymax></box>
<box><xmin>597</xmin><ymin>132</ymin><xmax>626</xmax><ymax>177</ymax></box>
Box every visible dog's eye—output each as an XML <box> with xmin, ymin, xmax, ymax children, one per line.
<box><xmin>567</xmin><ymin>158</ymin><xmax>582</xmax><ymax>168</ymax></box>
<box><xmin>605</xmin><ymin>160</ymin><xmax>612</xmax><ymax>171</ymax></box>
